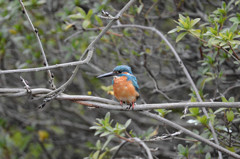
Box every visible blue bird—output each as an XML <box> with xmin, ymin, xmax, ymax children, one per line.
<box><xmin>97</xmin><ymin>65</ymin><xmax>139</xmax><ymax>109</ymax></box>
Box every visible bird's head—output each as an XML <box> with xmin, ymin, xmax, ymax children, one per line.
<box><xmin>97</xmin><ymin>65</ymin><xmax>133</xmax><ymax>78</ymax></box>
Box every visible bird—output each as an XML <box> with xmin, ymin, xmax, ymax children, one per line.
<box><xmin>97</xmin><ymin>65</ymin><xmax>139</xmax><ymax>109</ymax></box>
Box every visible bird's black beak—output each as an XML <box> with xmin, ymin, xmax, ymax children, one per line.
<box><xmin>97</xmin><ymin>72</ymin><xmax>116</xmax><ymax>78</ymax></box>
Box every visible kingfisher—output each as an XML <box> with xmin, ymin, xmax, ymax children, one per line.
<box><xmin>97</xmin><ymin>65</ymin><xmax>139</xmax><ymax>109</ymax></box>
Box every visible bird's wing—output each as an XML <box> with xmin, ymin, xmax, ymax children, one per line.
<box><xmin>128</xmin><ymin>75</ymin><xmax>139</xmax><ymax>93</ymax></box>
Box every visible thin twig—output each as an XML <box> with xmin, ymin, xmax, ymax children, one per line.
<box><xmin>111</xmin><ymin>141</ymin><xmax>128</xmax><ymax>159</ymax></box>
<box><xmin>20</xmin><ymin>76</ymin><xmax>31</xmax><ymax>93</ymax></box>
<box><xmin>134</xmin><ymin>137</ymin><xmax>153</xmax><ymax>159</ymax></box>
<box><xmin>144</xmin><ymin>131</ymin><xmax>182</xmax><ymax>141</ymax></box>
<box><xmin>140</xmin><ymin>111</ymin><xmax>240</xmax><ymax>159</ymax></box>
<box><xmin>18</xmin><ymin>0</ymin><xmax>56</xmax><ymax>89</ymax></box>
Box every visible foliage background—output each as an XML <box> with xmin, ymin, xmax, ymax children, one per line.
<box><xmin>0</xmin><ymin>0</ymin><xmax>240</xmax><ymax>158</ymax></box>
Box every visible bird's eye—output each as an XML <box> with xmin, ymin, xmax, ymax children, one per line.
<box><xmin>117</xmin><ymin>71</ymin><xmax>122</xmax><ymax>74</ymax></box>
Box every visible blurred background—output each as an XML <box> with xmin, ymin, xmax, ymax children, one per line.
<box><xmin>0</xmin><ymin>0</ymin><xmax>240</xmax><ymax>158</ymax></box>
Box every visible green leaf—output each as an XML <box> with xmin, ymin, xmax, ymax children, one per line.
<box><xmin>102</xmin><ymin>135</ymin><xmax>114</xmax><ymax>150</ymax></box>
<box><xmin>229</xmin><ymin>97</ymin><xmax>235</xmax><ymax>102</ymax></box>
<box><xmin>179</xmin><ymin>14</ymin><xmax>186</xmax><ymax>21</ymax></box>
<box><xmin>221</xmin><ymin>96</ymin><xmax>228</xmax><ymax>102</ymax></box>
<box><xmin>178</xmin><ymin>144</ymin><xmax>185</xmax><ymax>154</ymax></box>
<box><xmin>92</xmin><ymin>150</ymin><xmax>100</xmax><ymax>159</ymax></box>
<box><xmin>94</xmin><ymin>130</ymin><xmax>102</xmax><ymax>136</ymax></box>
<box><xmin>90</xmin><ymin>126</ymin><xmax>101</xmax><ymax>130</ymax></box>
<box><xmin>105</xmin><ymin>112</ymin><xmax>110</xmax><ymax>123</ymax></box>
<box><xmin>176</xmin><ymin>32</ymin><xmax>187</xmax><ymax>42</ymax></box>
<box><xmin>190</xmin><ymin>96</ymin><xmax>197</xmax><ymax>102</ymax></box>
<box><xmin>191</xmin><ymin>18</ymin><xmax>201</xmax><ymax>27</ymax></box>
<box><xmin>96</xmin><ymin>140</ymin><xmax>101</xmax><ymax>149</ymax></box>
<box><xmin>177</xmin><ymin>144</ymin><xmax>189</xmax><ymax>157</ymax></box>
<box><xmin>189</xmin><ymin>107</ymin><xmax>199</xmax><ymax>116</ymax></box>
<box><xmin>229</xmin><ymin>17</ymin><xmax>240</xmax><ymax>24</ymax></box>
<box><xmin>214</xmin><ymin>108</ymin><xmax>227</xmax><ymax>114</ymax></box>
<box><xmin>155</xmin><ymin>109</ymin><xmax>172</xmax><ymax>117</ymax></box>
<box><xmin>99</xmin><ymin>151</ymin><xmax>109</xmax><ymax>159</ymax></box>
<box><xmin>100</xmin><ymin>131</ymin><xmax>111</xmax><ymax>137</ymax></box>
<box><xmin>82</xmin><ymin>19</ymin><xmax>91</xmax><ymax>29</ymax></box>
<box><xmin>205</xmin><ymin>152</ymin><xmax>211</xmax><ymax>159</ymax></box>
<box><xmin>226</xmin><ymin>146</ymin><xmax>236</xmax><ymax>152</ymax></box>
<box><xmin>168</xmin><ymin>28</ymin><xmax>178</xmax><ymax>34</ymax></box>
<box><xmin>230</xmin><ymin>23</ymin><xmax>238</xmax><ymax>32</ymax></box>
<box><xmin>86</xmin><ymin>9</ymin><xmax>93</xmax><ymax>20</ymax></box>
<box><xmin>189</xmin><ymin>29</ymin><xmax>201</xmax><ymax>37</ymax></box>
<box><xmin>226</xmin><ymin>110</ymin><xmax>234</xmax><ymax>122</ymax></box>
<box><xmin>95</xmin><ymin>15</ymin><xmax>103</xmax><ymax>26</ymax></box>
<box><xmin>68</xmin><ymin>13</ymin><xmax>85</xmax><ymax>19</ymax></box>
<box><xmin>197</xmin><ymin>115</ymin><xmax>208</xmax><ymax>125</ymax></box>
<box><xmin>124</xmin><ymin>119</ymin><xmax>132</xmax><ymax>128</ymax></box>
<box><xmin>137</xmin><ymin>3</ymin><xmax>144</xmax><ymax>14</ymax></box>
<box><xmin>76</xmin><ymin>7</ymin><xmax>86</xmax><ymax>17</ymax></box>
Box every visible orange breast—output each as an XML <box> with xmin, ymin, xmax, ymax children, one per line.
<box><xmin>113</xmin><ymin>76</ymin><xmax>139</xmax><ymax>104</ymax></box>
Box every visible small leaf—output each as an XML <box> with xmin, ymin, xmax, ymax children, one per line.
<box><xmin>191</xmin><ymin>18</ymin><xmax>201</xmax><ymax>27</ymax></box>
<box><xmin>137</xmin><ymin>3</ymin><xmax>144</xmax><ymax>14</ymax></box>
<box><xmin>100</xmin><ymin>131</ymin><xmax>111</xmax><ymax>137</ymax></box>
<box><xmin>76</xmin><ymin>7</ymin><xmax>86</xmax><ymax>17</ymax></box>
<box><xmin>178</xmin><ymin>144</ymin><xmax>185</xmax><ymax>153</ymax></box>
<box><xmin>90</xmin><ymin>126</ymin><xmax>100</xmax><ymax>130</ymax></box>
<box><xmin>178</xmin><ymin>144</ymin><xmax>189</xmax><ymax>157</ymax></box>
<box><xmin>179</xmin><ymin>14</ymin><xmax>186</xmax><ymax>21</ymax></box>
<box><xmin>229</xmin><ymin>97</ymin><xmax>235</xmax><ymax>102</ymax></box>
<box><xmin>205</xmin><ymin>152</ymin><xmax>211</xmax><ymax>159</ymax></box>
<box><xmin>145</xmin><ymin>48</ymin><xmax>151</xmax><ymax>54</ymax></box>
<box><xmin>105</xmin><ymin>112</ymin><xmax>110</xmax><ymax>123</ymax></box>
<box><xmin>168</xmin><ymin>28</ymin><xmax>178</xmax><ymax>34</ymax></box>
<box><xmin>230</xmin><ymin>23</ymin><xmax>238</xmax><ymax>32</ymax></box>
<box><xmin>229</xmin><ymin>17</ymin><xmax>240</xmax><ymax>24</ymax></box>
<box><xmin>214</xmin><ymin>108</ymin><xmax>227</xmax><ymax>114</ymax></box>
<box><xmin>226</xmin><ymin>146</ymin><xmax>235</xmax><ymax>152</ymax></box>
<box><xmin>96</xmin><ymin>140</ymin><xmax>101</xmax><ymax>149</ymax></box>
<box><xmin>197</xmin><ymin>115</ymin><xmax>208</xmax><ymax>125</ymax></box>
<box><xmin>226</xmin><ymin>110</ymin><xmax>234</xmax><ymax>122</ymax></box>
<box><xmin>68</xmin><ymin>13</ymin><xmax>85</xmax><ymax>19</ymax></box>
<box><xmin>124</xmin><ymin>119</ymin><xmax>132</xmax><ymax>128</ymax></box>
<box><xmin>176</xmin><ymin>32</ymin><xmax>187</xmax><ymax>42</ymax></box>
<box><xmin>102</xmin><ymin>135</ymin><xmax>114</xmax><ymax>150</ymax></box>
<box><xmin>189</xmin><ymin>29</ymin><xmax>201</xmax><ymax>37</ymax></box>
<box><xmin>64</xmin><ymin>23</ymin><xmax>74</xmax><ymax>30</ymax></box>
<box><xmin>189</xmin><ymin>107</ymin><xmax>199</xmax><ymax>116</ymax></box>
<box><xmin>95</xmin><ymin>15</ymin><xmax>103</xmax><ymax>26</ymax></box>
<box><xmin>82</xmin><ymin>19</ymin><xmax>91</xmax><ymax>29</ymax></box>
<box><xmin>86</xmin><ymin>9</ymin><xmax>93</xmax><ymax>20</ymax></box>
<box><xmin>99</xmin><ymin>151</ymin><xmax>109</xmax><ymax>159</ymax></box>
<box><xmin>38</xmin><ymin>130</ymin><xmax>49</xmax><ymax>142</ymax></box>
<box><xmin>221</xmin><ymin>96</ymin><xmax>228</xmax><ymax>102</ymax></box>
<box><xmin>92</xmin><ymin>150</ymin><xmax>100</xmax><ymax>159</ymax></box>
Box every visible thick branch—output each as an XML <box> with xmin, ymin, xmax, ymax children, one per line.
<box><xmin>0</xmin><ymin>88</ymin><xmax>240</xmax><ymax>110</ymax></box>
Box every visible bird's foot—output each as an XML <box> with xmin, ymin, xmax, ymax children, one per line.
<box><xmin>120</xmin><ymin>101</ymin><xmax>123</xmax><ymax>106</ymax></box>
<box><xmin>126</xmin><ymin>102</ymin><xmax>135</xmax><ymax>110</ymax></box>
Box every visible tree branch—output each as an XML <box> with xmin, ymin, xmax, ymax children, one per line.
<box><xmin>134</xmin><ymin>137</ymin><xmax>153</xmax><ymax>159</ymax></box>
<box><xmin>0</xmin><ymin>88</ymin><xmax>240</xmax><ymax>110</ymax></box>
<box><xmin>140</xmin><ymin>111</ymin><xmax>240</xmax><ymax>159</ymax></box>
